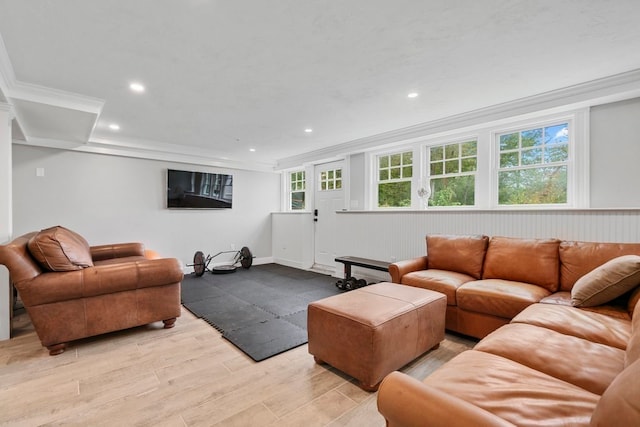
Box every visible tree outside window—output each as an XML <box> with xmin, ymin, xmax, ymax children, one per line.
<box><xmin>498</xmin><ymin>123</ymin><xmax>569</xmax><ymax>205</ymax></box>
<box><xmin>428</xmin><ymin>140</ymin><xmax>477</xmax><ymax>206</ymax></box>
<box><xmin>378</xmin><ymin>151</ymin><xmax>413</xmax><ymax>207</ymax></box>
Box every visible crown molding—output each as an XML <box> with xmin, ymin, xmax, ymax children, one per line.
<box><xmin>10</xmin><ymin>81</ymin><xmax>104</xmax><ymax>114</ymax></box>
<box><xmin>14</xmin><ymin>136</ymin><xmax>277</xmax><ymax>173</ymax></box>
<box><xmin>276</xmin><ymin>69</ymin><xmax>640</xmax><ymax>170</ymax></box>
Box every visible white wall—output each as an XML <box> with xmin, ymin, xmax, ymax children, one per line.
<box><xmin>12</xmin><ymin>145</ymin><xmax>280</xmax><ymax>270</ymax></box>
<box><xmin>0</xmin><ymin>105</ymin><xmax>12</xmax><ymax>340</ymax></box>
<box><xmin>590</xmin><ymin>97</ymin><xmax>640</xmax><ymax>208</ymax></box>
<box><xmin>271</xmin><ymin>212</ymin><xmax>314</xmax><ymax>269</ymax></box>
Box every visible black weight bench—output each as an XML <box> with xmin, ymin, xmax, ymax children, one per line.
<box><xmin>334</xmin><ymin>256</ymin><xmax>390</xmax><ymax>290</ymax></box>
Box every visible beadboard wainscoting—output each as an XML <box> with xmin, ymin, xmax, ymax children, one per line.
<box><xmin>272</xmin><ymin>209</ymin><xmax>640</xmax><ymax>283</ymax></box>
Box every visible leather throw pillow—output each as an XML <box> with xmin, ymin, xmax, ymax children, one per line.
<box><xmin>571</xmin><ymin>255</ymin><xmax>640</xmax><ymax>307</ymax></box>
<box><xmin>28</xmin><ymin>226</ymin><xmax>94</xmax><ymax>271</ymax></box>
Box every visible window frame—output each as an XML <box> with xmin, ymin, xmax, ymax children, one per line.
<box><xmin>373</xmin><ymin>148</ymin><xmax>416</xmax><ymax>209</ymax></box>
<box><xmin>425</xmin><ymin>137</ymin><xmax>479</xmax><ymax>208</ymax></box>
<box><xmin>490</xmin><ymin>112</ymin><xmax>587</xmax><ymax>209</ymax></box>
<box><xmin>288</xmin><ymin>169</ymin><xmax>307</xmax><ymax>211</ymax></box>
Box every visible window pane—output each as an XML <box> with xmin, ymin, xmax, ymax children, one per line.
<box><xmin>429</xmin><ymin>175</ymin><xmax>475</xmax><ymax>206</ymax></box>
<box><xmin>445</xmin><ymin>160</ymin><xmax>459</xmax><ymax>174</ymax></box>
<box><xmin>461</xmin><ymin>141</ymin><xmax>477</xmax><ymax>156</ymax></box>
<box><xmin>291</xmin><ymin>182</ymin><xmax>296</xmax><ymax>191</ymax></box>
<box><xmin>390</xmin><ymin>154</ymin><xmax>401</xmax><ymax>167</ymax></box>
<box><xmin>378</xmin><ymin>181</ymin><xmax>411</xmax><ymax>207</ymax></box>
<box><xmin>291</xmin><ymin>192</ymin><xmax>305</xmax><ymax>210</ymax></box>
<box><xmin>320</xmin><ymin>171</ymin><xmax>326</xmax><ymax>180</ymax></box>
<box><xmin>336</xmin><ymin>180</ymin><xmax>342</xmax><ymax>189</ymax></box>
<box><xmin>545</xmin><ymin>144</ymin><xmax>568</xmax><ymax>163</ymax></box>
<box><xmin>500</xmin><ymin>133</ymin><xmax>519</xmax><ymax>150</ymax></box>
<box><xmin>445</xmin><ymin>144</ymin><xmax>459</xmax><ymax>159</ymax></box>
<box><xmin>430</xmin><ymin>146</ymin><xmax>443</xmax><ymax>161</ymax></box>
<box><xmin>402</xmin><ymin>166</ymin><xmax>412</xmax><ymax>178</ymax></box>
<box><xmin>461</xmin><ymin>157</ymin><xmax>477</xmax><ymax>172</ymax></box>
<box><xmin>498</xmin><ymin>166</ymin><xmax>567</xmax><ymax>205</ymax></box>
<box><xmin>379</xmin><ymin>156</ymin><xmax>389</xmax><ymax>168</ymax></box>
<box><xmin>430</xmin><ymin>162</ymin><xmax>443</xmax><ymax>175</ymax></box>
<box><xmin>545</xmin><ymin>124</ymin><xmax>568</xmax><ymax>144</ymax></box>
<box><xmin>336</xmin><ymin>169</ymin><xmax>342</xmax><ymax>178</ymax></box>
<box><xmin>521</xmin><ymin>128</ymin><xmax>542</xmax><ymax>147</ymax></box>
<box><xmin>500</xmin><ymin>152</ymin><xmax>519</xmax><ymax>168</ymax></box>
<box><xmin>521</xmin><ymin>148</ymin><xmax>543</xmax><ymax>165</ymax></box>
<box><xmin>328</xmin><ymin>181</ymin><xmax>334</xmax><ymax>190</ymax></box>
<box><xmin>379</xmin><ymin>169</ymin><xmax>389</xmax><ymax>181</ymax></box>
<box><xmin>328</xmin><ymin>170</ymin><xmax>334</xmax><ymax>179</ymax></box>
<box><xmin>321</xmin><ymin>182</ymin><xmax>327</xmax><ymax>191</ymax></box>
<box><xmin>402</xmin><ymin>151</ymin><xmax>413</xmax><ymax>165</ymax></box>
<box><xmin>390</xmin><ymin>167</ymin><xmax>401</xmax><ymax>179</ymax></box>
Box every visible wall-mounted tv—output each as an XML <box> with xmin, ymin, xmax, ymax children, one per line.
<box><xmin>167</xmin><ymin>169</ymin><xmax>233</xmax><ymax>209</ymax></box>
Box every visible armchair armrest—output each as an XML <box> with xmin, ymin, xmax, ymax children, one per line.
<box><xmin>90</xmin><ymin>242</ymin><xmax>145</xmax><ymax>261</ymax></box>
<box><xmin>389</xmin><ymin>256</ymin><xmax>428</xmax><ymax>283</ymax></box>
<box><xmin>377</xmin><ymin>372</ymin><xmax>515</xmax><ymax>427</ymax></box>
<box><xmin>17</xmin><ymin>258</ymin><xmax>183</xmax><ymax>307</ymax></box>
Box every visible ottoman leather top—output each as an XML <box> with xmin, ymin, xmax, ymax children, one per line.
<box><xmin>310</xmin><ymin>282</ymin><xmax>445</xmax><ymax>326</ymax></box>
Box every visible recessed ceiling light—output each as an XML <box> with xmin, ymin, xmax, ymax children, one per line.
<box><xmin>407</xmin><ymin>92</ymin><xmax>419</xmax><ymax>98</ymax></box>
<box><xmin>108</xmin><ymin>123</ymin><xmax>120</xmax><ymax>131</ymax></box>
<box><xmin>304</xmin><ymin>128</ymin><xmax>313</xmax><ymax>133</ymax></box>
<box><xmin>129</xmin><ymin>82</ymin><xmax>145</xmax><ymax>93</ymax></box>
<box><xmin>249</xmin><ymin>148</ymin><xmax>256</xmax><ymax>152</ymax></box>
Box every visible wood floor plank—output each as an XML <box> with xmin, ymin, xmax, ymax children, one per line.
<box><xmin>1</xmin><ymin>305</ymin><xmax>476</xmax><ymax>426</ymax></box>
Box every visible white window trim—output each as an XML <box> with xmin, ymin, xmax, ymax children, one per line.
<box><xmin>489</xmin><ymin>109</ymin><xmax>589</xmax><ymax>209</ymax></box>
<box><xmin>423</xmin><ymin>134</ymin><xmax>481</xmax><ymax>209</ymax></box>
<box><xmin>364</xmin><ymin>108</ymin><xmax>589</xmax><ymax>211</ymax></box>
<box><xmin>370</xmin><ymin>146</ymin><xmax>418</xmax><ymax>210</ymax></box>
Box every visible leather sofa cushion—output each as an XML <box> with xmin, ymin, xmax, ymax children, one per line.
<box><xmin>590</xmin><ymin>359</ymin><xmax>640</xmax><ymax>427</ymax></box>
<box><xmin>27</xmin><ymin>226</ymin><xmax>93</xmax><ymax>272</ymax></box>
<box><xmin>424</xmin><ymin>350</ymin><xmax>599</xmax><ymax>427</ymax></box>
<box><xmin>475</xmin><ymin>323</ymin><xmax>625</xmax><ymax>395</ymax></box>
<box><xmin>457</xmin><ymin>279</ymin><xmax>550</xmax><ymax>319</ymax></box>
<box><xmin>426</xmin><ymin>234</ymin><xmax>489</xmax><ymax>279</ymax></box>
<box><xmin>625</xmin><ymin>301</ymin><xmax>640</xmax><ymax>367</ymax></box>
<box><xmin>483</xmin><ymin>237</ymin><xmax>560</xmax><ymax>292</ymax></box>
<box><xmin>559</xmin><ymin>241</ymin><xmax>640</xmax><ymax>291</ymax></box>
<box><xmin>571</xmin><ymin>255</ymin><xmax>640</xmax><ymax>307</ymax></box>
<box><xmin>401</xmin><ymin>269</ymin><xmax>474</xmax><ymax>305</ymax></box>
<box><xmin>511</xmin><ymin>303</ymin><xmax>631</xmax><ymax>350</ymax></box>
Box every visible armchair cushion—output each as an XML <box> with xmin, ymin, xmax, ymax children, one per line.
<box><xmin>571</xmin><ymin>255</ymin><xmax>640</xmax><ymax>307</ymax></box>
<box><xmin>27</xmin><ymin>226</ymin><xmax>93</xmax><ymax>272</ymax></box>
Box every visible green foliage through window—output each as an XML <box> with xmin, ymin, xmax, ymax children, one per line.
<box><xmin>378</xmin><ymin>151</ymin><xmax>413</xmax><ymax>207</ymax></box>
<box><xmin>428</xmin><ymin>140</ymin><xmax>477</xmax><ymax>207</ymax></box>
<box><xmin>498</xmin><ymin>123</ymin><xmax>569</xmax><ymax>205</ymax></box>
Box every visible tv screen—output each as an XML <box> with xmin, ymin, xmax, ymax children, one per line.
<box><xmin>167</xmin><ymin>169</ymin><xmax>233</xmax><ymax>209</ymax></box>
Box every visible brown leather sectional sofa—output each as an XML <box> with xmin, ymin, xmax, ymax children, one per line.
<box><xmin>379</xmin><ymin>234</ymin><xmax>640</xmax><ymax>426</ymax></box>
<box><xmin>0</xmin><ymin>226</ymin><xmax>183</xmax><ymax>355</ymax></box>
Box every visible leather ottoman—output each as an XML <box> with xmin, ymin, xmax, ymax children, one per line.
<box><xmin>307</xmin><ymin>282</ymin><xmax>446</xmax><ymax>391</ymax></box>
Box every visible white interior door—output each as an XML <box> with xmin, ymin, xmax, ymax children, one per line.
<box><xmin>314</xmin><ymin>160</ymin><xmax>345</xmax><ymax>269</ymax></box>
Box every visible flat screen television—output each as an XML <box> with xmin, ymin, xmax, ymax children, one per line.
<box><xmin>167</xmin><ymin>169</ymin><xmax>233</xmax><ymax>209</ymax></box>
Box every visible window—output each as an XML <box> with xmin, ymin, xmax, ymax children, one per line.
<box><xmin>289</xmin><ymin>171</ymin><xmax>305</xmax><ymax>210</ymax></box>
<box><xmin>319</xmin><ymin>168</ymin><xmax>342</xmax><ymax>191</ymax></box>
<box><xmin>497</xmin><ymin>122</ymin><xmax>569</xmax><ymax>205</ymax></box>
<box><xmin>428</xmin><ymin>140</ymin><xmax>477</xmax><ymax>206</ymax></box>
<box><xmin>377</xmin><ymin>151</ymin><xmax>413</xmax><ymax>207</ymax></box>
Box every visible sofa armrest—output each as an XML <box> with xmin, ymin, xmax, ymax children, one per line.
<box><xmin>90</xmin><ymin>243</ymin><xmax>145</xmax><ymax>261</ymax></box>
<box><xmin>389</xmin><ymin>256</ymin><xmax>428</xmax><ymax>283</ymax></box>
<box><xmin>377</xmin><ymin>372</ymin><xmax>515</xmax><ymax>427</ymax></box>
<box><xmin>17</xmin><ymin>258</ymin><xmax>183</xmax><ymax>307</ymax></box>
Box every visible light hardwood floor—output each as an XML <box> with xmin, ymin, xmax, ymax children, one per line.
<box><xmin>0</xmin><ymin>308</ymin><xmax>475</xmax><ymax>426</ymax></box>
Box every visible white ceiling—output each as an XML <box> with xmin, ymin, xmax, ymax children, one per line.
<box><xmin>1</xmin><ymin>0</ymin><xmax>640</xmax><ymax>171</ymax></box>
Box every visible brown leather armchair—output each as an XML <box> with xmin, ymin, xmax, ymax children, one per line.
<box><xmin>0</xmin><ymin>226</ymin><xmax>183</xmax><ymax>355</ymax></box>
